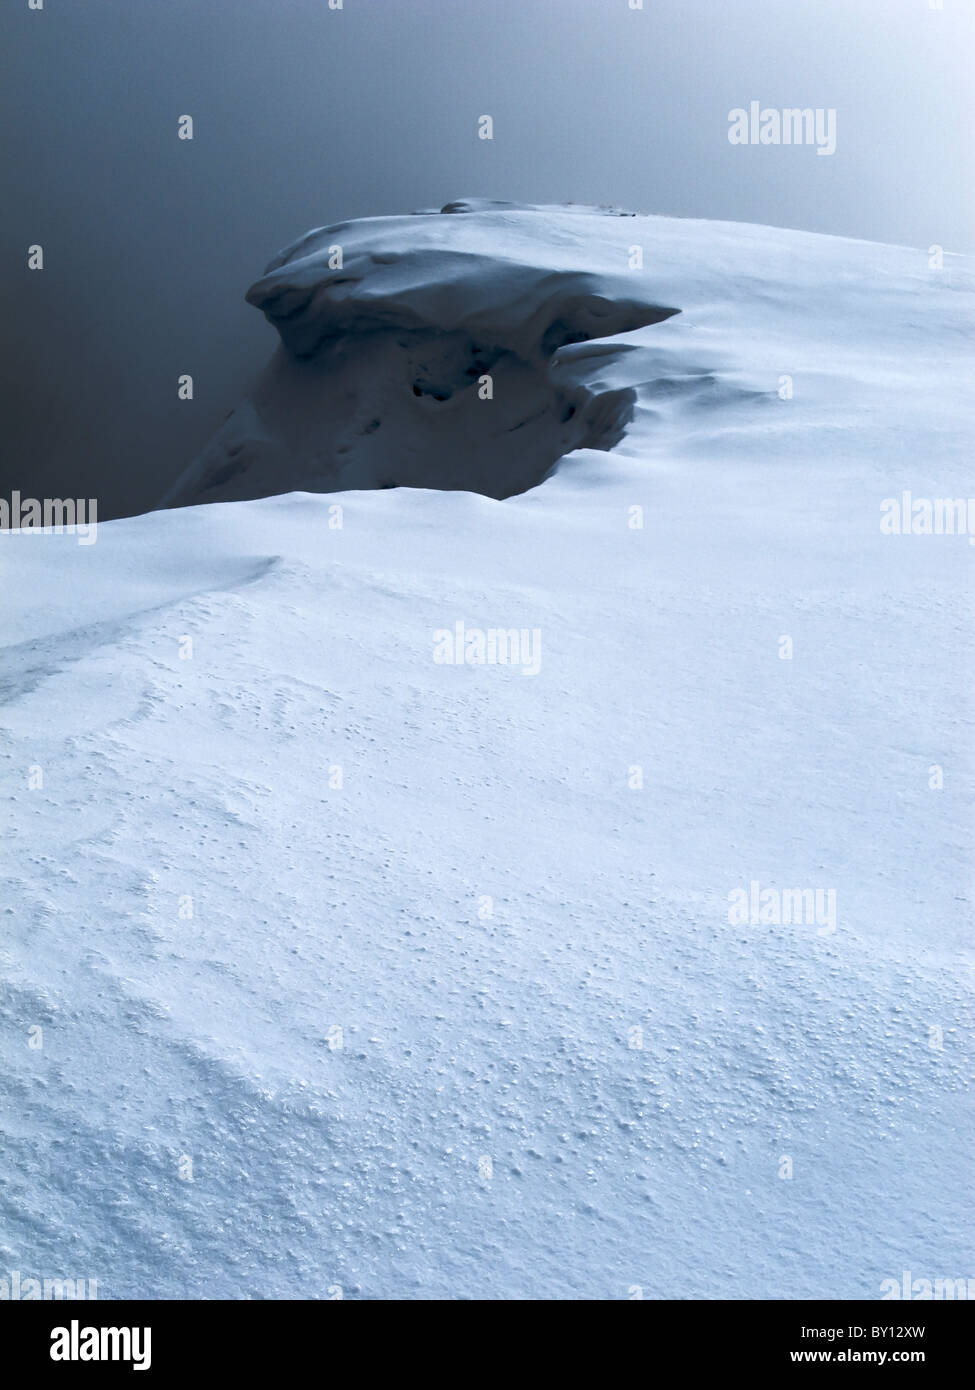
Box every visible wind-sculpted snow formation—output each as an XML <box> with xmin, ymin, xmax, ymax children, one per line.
<box><xmin>162</xmin><ymin>202</ymin><xmax>681</xmax><ymax>505</ymax></box>
<box><xmin>3</xmin><ymin>205</ymin><xmax>973</xmax><ymax>1300</ymax></box>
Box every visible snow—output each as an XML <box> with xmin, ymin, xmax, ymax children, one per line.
<box><xmin>2</xmin><ymin>205</ymin><xmax>972</xmax><ymax>1300</ymax></box>
<box><xmin>161</xmin><ymin>202</ymin><xmax>678</xmax><ymax>507</ymax></box>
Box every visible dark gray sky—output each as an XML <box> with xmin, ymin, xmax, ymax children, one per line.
<box><xmin>3</xmin><ymin>0</ymin><xmax>971</xmax><ymax>518</ymax></box>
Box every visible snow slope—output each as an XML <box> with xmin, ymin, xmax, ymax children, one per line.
<box><xmin>2</xmin><ymin>205</ymin><xmax>973</xmax><ymax>1300</ymax></box>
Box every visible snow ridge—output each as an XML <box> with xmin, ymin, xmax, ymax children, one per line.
<box><xmin>161</xmin><ymin>204</ymin><xmax>679</xmax><ymax>506</ymax></box>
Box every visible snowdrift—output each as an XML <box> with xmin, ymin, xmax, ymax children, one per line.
<box><xmin>162</xmin><ymin>202</ymin><xmax>680</xmax><ymax>505</ymax></box>
<box><xmin>2</xmin><ymin>205</ymin><xmax>973</xmax><ymax>1300</ymax></box>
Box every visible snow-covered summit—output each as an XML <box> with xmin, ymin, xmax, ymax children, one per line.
<box><xmin>162</xmin><ymin>200</ymin><xmax>972</xmax><ymax>514</ymax></box>
<box><xmin>2</xmin><ymin>205</ymin><xmax>972</xmax><ymax>1300</ymax></box>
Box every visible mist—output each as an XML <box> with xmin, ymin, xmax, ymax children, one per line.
<box><xmin>2</xmin><ymin>0</ymin><xmax>971</xmax><ymax>520</ymax></box>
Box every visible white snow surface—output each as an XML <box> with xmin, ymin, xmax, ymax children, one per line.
<box><xmin>2</xmin><ymin>205</ymin><xmax>973</xmax><ymax>1300</ymax></box>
